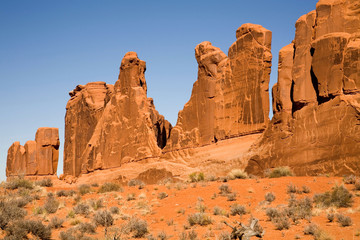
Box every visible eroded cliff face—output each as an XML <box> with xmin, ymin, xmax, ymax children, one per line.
<box><xmin>64</xmin><ymin>52</ymin><xmax>172</xmax><ymax>177</ymax></box>
<box><xmin>6</xmin><ymin>128</ymin><xmax>60</xmax><ymax>177</ymax></box>
<box><xmin>246</xmin><ymin>0</ymin><xmax>360</xmax><ymax>176</ymax></box>
<box><xmin>165</xmin><ymin>24</ymin><xmax>272</xmax><ymax>151</ymax></box>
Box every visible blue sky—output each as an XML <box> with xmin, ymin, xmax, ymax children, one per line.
<box><xmin>0</xmin><ymin>0</ymin><xmax>318</xmax><ymax>180</ymax></box>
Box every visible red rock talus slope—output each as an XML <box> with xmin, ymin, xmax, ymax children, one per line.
<box><xmin>64</xmin><ymin>52</ymin><xmax>172</xmax><ymax>177</ymax></box>
<box><xmin>6</xmin><ymin>128</ymin><xmax>59</xmax><ymax>177</ymax></box>
<box><xmin>246</xmin><ymin>0</ymin><xmax>360</xmax><ymax>176</ymax></box>
<box><xmin>165</xmin><ymin>24</ymin><xmax>272</xmax><ymax>151</ymax></box>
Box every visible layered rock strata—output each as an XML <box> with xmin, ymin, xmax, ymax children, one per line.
<box><xmin>6</xmin><ymin>128</ymin><xmax>60</xmax><ymax>177</ymax></box>
<box><xmin>165</xmin><ymin>23</ymin><xmax>272</xmax><ymax>150</ymax></box>
<box><xmin>64</xmin><ymin>52</ymin><xmax>172</xmax><ymax>177</ymax></box>
<box><xmin>246</xmin><ymin>0</ymin><xmax>360</xmax><ymax>176</ymax></box>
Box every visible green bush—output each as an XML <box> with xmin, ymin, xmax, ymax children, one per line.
<box><xmin>266</xmin><ymin>166</ymin><xmax>294</xmax><ymax>178</ymax></box>
<box><xmin>313</xmin><ymin>185</ymin><xmax>353</xmax><ymax>208</ymax></box>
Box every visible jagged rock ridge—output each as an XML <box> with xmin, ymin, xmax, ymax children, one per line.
<box><xmin>246</xmin><ymin>0</ymin><xmax>360</xmax><ymax>176</ymax></box>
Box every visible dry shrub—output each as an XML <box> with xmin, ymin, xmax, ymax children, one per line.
<box><xmin>5</xmin><ymin>219</ymin><xmax>51</xmax><ymax>240</ymax></box>
<box><xmin>313</xmin><ymin>185</ymin><xmax>353</xmax><ymax>208</ymax></box>
<box><xmin>343</xmin><ymin>175</ymin><xmax>357</xmax><ymax>184</ymax></box>
<box><xmin>98</xmin><ymin>182</ymin><xmax>122</xmax><ymax>193</ymax></box>
<box><xmin>227</xmin><ymin>169</ymin><xmax>248</xmax><ymax>180</ymax></box>
<box><xmin>93</xmin><ymin>210</ymin><xmax>113</xmax><ymax>227</ymax></box>
<box><xmin>57</xmin><ymin>190</ymin><xmax>76</xmax><ymax>197</ymax></box>
<box><xmin>265</xmin><ymin>192</ymin><xmax>275</xmax><ymax>202</ymax></box>
<box><xmin>189</xmin><ymin>172</ymin><xmax>205</xmax><ymax>182</ymax></box>
<box><xmin>158</xmin><ymin>192</ymin><xmax>168</xmax><ymax>199</ymax></box>
<box><xmin>336</xmin><ymin>214</ymin><xmax>352</xmax><ymax>227</ymax></box>
<box><xmin>50</xmin><ymin>216</ymin><xmax>64</xmax><ymax>229</ymax></box>
<box><xmin>126</xmin><ymin>217</ymin><xmax>148</xmax><ymax>238</ymax></box>
<box><xmin>266</xmin><ymin>166</ymin><xmax>294</xmax><ymax>178</ymax></box>
<box><xmin>78</xmin><ymin>184</ymin><xmax>91</xmax><ymax>195</ymax></box>
<box><xmin>230</xmin><ymin>204</ymin><xmax>246</xmax><ymax>216</ymax></box>
<box><xmin>219</xmin><ymin>184</ymin><xmax>232</xmax><ymax>195</ymax></box>
<box><xmin>73</xmin><ymin>203</ymin><xmax>90</xmax><ymax>215</ymax></box>
<box><xmin>44</xmin><ymin>194</ymin><xmax>59</xmax><ymax>214</ymax></box>
<box><xmin>187</xmin><ymin>213</ymin><xmax>212</xmax><ymax>226</ymax></box>
<box><xmin>5</xmin><ymin>177</ymin><xmax>33</xmax><ymax>190</ymax></box>
<box><xmin>35</xmin><ymin>178</ymin><xmax>53</xmax><ymax>187</ymax></box>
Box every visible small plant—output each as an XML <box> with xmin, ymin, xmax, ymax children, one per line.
<box><xmin>157</xmin><ymin>231</ymin><xmax>169</xmax><ymax>240</ymax></box>
<box><xmin>93</xmin><ymin>210</ymin><xmax>114</xmax><ymax>227</ymax></box>
<box><xmin>273</xmin><ymin>216</ymin><xmax>290</xmax><ymax>230</ymax></box>
<box><xmin>355</xmin><ymin>180</ymin><xmax>360</xmax><ymax>191</ymax></box>
<box><xmin>287</xmin><ymin>195</ymin><xmax>313</xmax><ymax>222</ymax></box>
<box><xmin>287</xmin><ymin>183</ymin><xmax>297</xmax><ymax>194</ymax></box>
<box><xmin>128</xmin><ymin>179</ymin><xmax>145</xmax><ymax>189</ymax></box>
<box><xmin>127</xmin><ymin>193</ymin><xmax>136</xmax><ymax>201</ymax></box>
<box><xmin>35</xmin><ymin>178</ymin><xmax>53</xmax><ymax>187</ymax></box>
<box><xmin>78</xmin><ymin>184</ymin><xmax>91</xmax><ymax>195</ymax></box>
<box><xmin>126</xmin><ymin>217</ymin><xmax>148</xmax><ymax>238</ymax></box>
<box><xmin>226</xmin><ymin>192</ymin><xmax>237</xmax><ymax>201</ymax></box>
<box><xmin>302</xmin><ymin>185</ymin><xmax>311</xmax><ymax>193</ymax></box>
<box><xmin>230</xmin><ymin>204</ymin><xmax>246</xmax><ymax>216</ymax></box>
<box><xmin>158</xmin><ymin>192</ymin><xmax>168</xmax><ymax>199</ymax></box>
<box><xmin>336</xmin><ymin>214</ymin><xmax>352</xmax><ymax>227</ymax></box>
<box><xmin>67</xmin><ymin>210</ymin><xmax>75</xmax><ymax>218</ymax></box>
<box><xmin>50</xmin><ymin>216</ymin><xmax>64</xmax><ymax>229</ymax></box>
<box><xmin>98</xmin><ymin>182</ymin><xmax>122</xmax><ymax>193</ymax></box>
<box><xmin>227</xmin><ymin>169</ymin><xmax>248</xmax><ymax>180</ymax></box>
<box><xmin>77</xmin><ymin>222</ymin><xmax>96</xmax><ymax>234</ymax></box>
<box><xmin>189</xmin><ymin>172</ymin><xmax>205</xmax><ymax>182</ymax></box>
<box><xmin>217</xmin><ymin>231</ymin><xmax>231</xmax><ymax>240</ymax></box>
<box><xmin>219</xmin><ymin>184</ymin><xmax>232</xmax><ymax>195</ymax></box>
<box><xmin>110</xmin><ymin>206</ymin><xmax>120</xmax><ymax>214</ymax></box>
<box><xmin>89</xmin><ymin>198</ymin><xmax>104</xmax><ymax>210</ymax></box>
<box><xmin>313</xmin><ymin>185</ymin><xmax>353</xmax><ymax>208</ymax></box>
<box><xmin>265</xmin><ymin>192</ymin><xmax>275</xmax><ymax>202</ymax></box>
<box><xmin>266</xmin><ymin>166</ymin><xmax>294</xmax><ymax>178</ymax></box>
<box><xmin>57</xmin><ymin>189</ymin><xmax>76</xmax><ymax>197</ymax></box>
<box><xmin>213</xmin><ymin>206</ymin><xmax>228</xmax><ymax>217</ymax></box>
<box><xmin>304</xmin><ymin>223</ymin><xmax>319</xmax><ymax>235</ymax></box>
<box><xmin>187</xmin><ymin>212</ymin><xmax>212</xmax><ymax>226</ymax></box>
<box><xmin>5</xmin><ymin>219</ymin><xmax>52</xmax><ymax>240</ymax></box>
<box><xmin>327</xmin><ymin>212</ymin><xmax>335</xmax><ymax>222</ymax></box>
<box><xmin>343</xmin><ymin>175</ymin><xmax>357</xmax><ymax>184</ymax></box>
<box><xmin>5</xmin><ymin>177</ymin><xmax>34</xmax><ymax>190</ymax></box>
<box><xmin>179</xmin><ymin>230</ymin><xmax>198</xmax><ymax>240</ymax></box>
<box><xmin>73</xmin><ymin>202</ymin><xmax>90</xmax><ymax>215</ymax></box>
<box><xmin>44</xmin><ymin>194</ymin><xmax>59</xmax><ymax>214</ymax></box>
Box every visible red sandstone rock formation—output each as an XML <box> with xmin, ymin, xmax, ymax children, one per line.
<box><xmin>64</xmin><ymin>52</ymin><xmax>172</xmax><ymax>177</ymax></box>
<box><xmin>165</xmin><ymin>24</ymin><xmax>272</xmax><ymax>151</ymax></box>
<box><xmin>246</xmin><ymin>0</ymin><xmax>360</xmax><ymax>176</ymax></box>
<box><xmin>6</xmin><ymin>128</ymin><xmax>60</xmax><ymax>177</ymax></box>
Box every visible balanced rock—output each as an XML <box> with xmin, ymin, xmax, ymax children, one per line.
<box><xmin>6</xmin><ymin>128</ymin><xmax>60</xmax><ymax>177</ymax></box>
<box><xmin>64</xmin><ymin>52</ymin><xmax>172</xmax><ymax>177</ymax></box>
<box><xmin>165</xmin><ymin>24</ymin><xmax>272</xmax><ymax>150</ymax></box>
<box><xmin>246</xmin><ymin>0</ymin><xmax>360</xmax><ymax>176</ymax></box>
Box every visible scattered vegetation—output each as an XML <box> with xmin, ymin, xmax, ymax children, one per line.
<box><xmin>266</xmin><ymin>166</ymin><xmax>294</xmax><ymax>178</ymax></box>
<box><xmin>213</xmin><ymin>206</ymin><xmax>228</xmax><ymax>216</ymax></box>
<box><xmin>44</xmin><ymin>194</ymin><xmax>60</xmax><ymax>214</ymax></box>
<box><xmin>93</xmin><ymin>210</ymin><xmax>114</xmax><ymax>227</ymax></box>
<box><xmin>219</xmin><ymin>184</ymin><xmax>232</xmax><ymax>195</ymax></box>
<box><xmin>57</xmin><ymin>189</ymin><xmax>76</xmax><ymax>197</ymax></box>
<box><xmin>265</xmin><ymin>192</ymin><xmax>275</xmax><ymax>202</ymax></box>
<box><xmin>35</xmin><ymin>178</ymin><xmax>53</xmax><ymax>187</ymax></box>
<box><xmin>5</xmin><ymin>176</ymin><xmax>33</xmax><ymax>190</ymax></box>
<box><xmin>230</xmin><ymin>204</ymin><xmax>246</xmax><ymax>216</ymax></box>
<box><xmin>227</xmin><ymin>169</ymin><xmax>248</xmax><ymax>180</ymax></box>
<box><xmin>73</xmin><ymin>202</ymin><xmax>90</xmax><ymax>215</ymax></box>
<box><xmin>187</xmin><ymin>213</ymin><xmax>212</xmax><ymax>226</ymax></box>
<box><xmin>126</xmin><ymin>217</ymin><xmax>148</xmax><ymax>238</ymax></box>
<box><xmin>50</xmin><ymin>216</ymin><xmax>64</xmax><ymax>229</ymax></box>
<box><xmin>128</xmin><ymin>179</ymin><xmax>145</xmax><ymax>189</ymax></box>
<box><xmin>336</xmin><ymin>214</ymin><xmax>352</xmax><ymax>227</ymax></box>
<box><xmin>313</xmin><ymin>185</ymin><xmax>353</xmax><ymax>208</ymax></box>
<box><xmin>78</xmin><ymin>184</ymin><xmax>92</xmax><ymax>195</ymax></box>
<box><xmin>189</xmin><ymin>172</ymin><xmax>205</xmax><ymax>182</ymax></box>
<box><xmin>5</xmin><ymin>219</ymin><xmax>51</xmax><ymax>240</ymax></box>
<box><xmin>98</xmin><ymin>182</ymin><xmax>122</xmax><ymax>193</ymax></box>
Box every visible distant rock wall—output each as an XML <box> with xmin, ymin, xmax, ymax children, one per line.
<box><xmin>6</xmin><ymin>128</ymin><xmax>59</xmax><ymax>177</ymax></box>
<box><xmin>246</xmin><ymin>0</ymin><xmax>360</xmax><ymax>176</ymax></box>
<box><xmin>165</xmin><ymin>24</ymin><xmax>272</xmax><ymax>151</ymax></box>
<box><xmin>63</xmin><ymin>52</ymin><xmax>172</xmax><ymax>177</ymax></box>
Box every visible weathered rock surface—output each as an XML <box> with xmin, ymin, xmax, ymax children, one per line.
<box><xmin>64</xmin><ymin>52</ymin><xmax>172</xmax><ymax>176</ymax></box>
<box><xmin>246</xmin><ymin>0</ymin><xmax>360</xmax><ymax>176</ymax></box>
<box><xmin>6</xmin><ymin>128</ymin><xmax>60</xmax><ymax>177</ymax></box>
<box><xmin>165</xmin><ymin>24</ymin><xmax>272</xmax><ymax>151</ymax></box>
<box><xmin>64</xmin><ymin>81</ymin><xmax>114</xmax><ymax>177</ymax></box>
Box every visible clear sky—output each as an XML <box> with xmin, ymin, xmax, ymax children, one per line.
<box><xmin>0</xmin><ymin>0</ymin><xmax>318</xmax><ymax>180</ymax></box>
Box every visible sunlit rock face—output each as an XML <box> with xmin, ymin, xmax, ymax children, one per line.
<box><xmin>165</xmin><ymin>23</ymin><xmax>272</xmax><ymax>151</ymax></box>
<box><xmin>6</xmin><ymin>128</ymin><xmax>60</xmax><ymax>177</ymax></box>
<box><xmin>246</xmin><ymin>0</ymin><xmax>360</xmax><ymax>176</ymax></box>
<box><xmin>64</xmin><ymin>52</ymin><xmax>172</xmax><ymax>177</ymax></box>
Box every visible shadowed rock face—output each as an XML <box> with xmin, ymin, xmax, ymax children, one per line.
<box><xmin>6</xmin><ymin>128</ymin><xmax>59</xmax><ymax>177</ymax></box>
<box><xmin>246</xmin><ymin>0</ymin><xmax>360</xmax><ymax>176</ymax></box>
<box><xmin>165</xmin><ymin>24</ymin><xmax>272</xmax><ymax>151</ymax></box>
<box><xmin>64</xmin><ymin>52</ymin><xmax>172</xmax><ymax>177</ymax></box>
